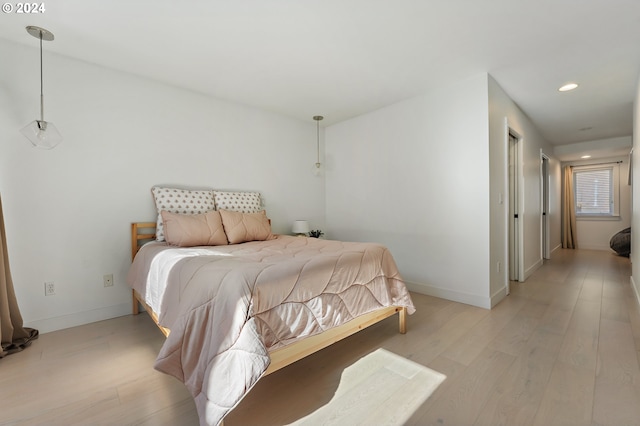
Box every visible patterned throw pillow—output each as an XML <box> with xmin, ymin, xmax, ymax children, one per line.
<box><xmin>151</xmin><ymin>186</ymin><xmax>216</xmax><ymax>241</ymax></box>
<box><xmin>213</xmin><ymin>191</ymin><xmax>262</xmax><ymax>213</ymax></box>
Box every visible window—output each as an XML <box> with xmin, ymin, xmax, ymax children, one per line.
<box><xmin>573</xmin><ymin>165</ymin><xmax>619</xmax><ymax>217</ymax></box>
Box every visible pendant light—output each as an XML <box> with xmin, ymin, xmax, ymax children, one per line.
<box><xmin>20</xmin><ymin>26</ymin><xmax>62</xmax><ymax>150</ymax></box>
<box><xmin>313</xmin><ymin>115</ymin><xmax>323</xmax><ymax>175</ymax></box>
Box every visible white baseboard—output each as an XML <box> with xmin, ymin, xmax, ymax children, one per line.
<box><xmin>490</xmin><ymin>286</ymin><xmax>508</xmax><ymax>308</ymax></box>
<box><xmin>551</xmin><ymin>244</ymin><xmax>562</xmax><ymax>255</ymax></box>
<box><xmin>631</xmin><ymin>276</ymin><xmax>640</xmax><ymax>308</ymax></box>
<box><xmin>25</xmin><ymin>302</ymin><xmax>132</xmax><ymax>334</ymax></box>
<box><xmin>524</xmin><ymin>258</ymin><xmax>543</xmax><ymax>280</ymax></box>
<box><xmin>405</xmin><ymin>281</ymin><xmax>491</xmax><ymax>309</ymax></box>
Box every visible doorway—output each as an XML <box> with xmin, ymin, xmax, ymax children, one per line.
<box><xmin>508</xmin><ymin>130</ymin><xmax>524</xmax><ymax>284</ymax></box>
<box><xmin>541</xmin><ymin>153</ymin><xmax>551</xmax><ymax>259</ymax></box>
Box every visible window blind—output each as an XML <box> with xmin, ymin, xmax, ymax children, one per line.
<box><xmin>574</xmin><ymin>168</ymin><xmax>612</xmax><ymax>215</ymax></box>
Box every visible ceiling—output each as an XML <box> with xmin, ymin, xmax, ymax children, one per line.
<box><xmin>1</xmin><ymin>0</ymin><xmax>639</xmax><ymax>154</ymax></box>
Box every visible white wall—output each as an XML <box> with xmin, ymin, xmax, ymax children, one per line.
<box><xmin>0</xmin><ymin>39</ymin><xmax>325</xmax><ymax>333</ymax></box>
<box><xmin>325</xmin><ymin>74</ymin><xmax>492</xmax><ymax>308</ymax></box>
<box><xmin>562</xmin><ymin>153</ymin><xmax>632</xmax><ymax>251</ymax></box>
<box><xmin>631</xmin><ymin>73</ymin><xmax>640</xmax><ymax>306</ymax></box>
<box><xmin>488</xmin><ymin>76</ymin><xmax>560</xmax><ymax>302</ymax></box>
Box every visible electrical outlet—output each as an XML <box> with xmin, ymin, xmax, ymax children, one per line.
<box><xmin>103</xmin><ymin>274</ymin><xmax>114</xmax><ymax>287</ymax></box>
<box><xmin>44</xmin><ymin>281</ymin><xmax>55</xmax><ymax>296</ymax></box>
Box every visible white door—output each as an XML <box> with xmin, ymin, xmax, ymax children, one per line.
<box><xmin>508</xmin><ymin>132</ymin><xmax>521</xmax><ymax>282</ymax></box>
<box><xmin>541</xmin><ymin>154</ymin><xmax>551</xmax><ymax>259</ymax></box>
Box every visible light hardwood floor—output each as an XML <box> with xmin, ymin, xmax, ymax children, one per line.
<box><xmin>1</xmin><ymin>249</ymin><xmax>639</xmax><ymax>425</ymax></box>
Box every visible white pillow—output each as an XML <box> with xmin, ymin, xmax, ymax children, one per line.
<box><xmin>213</xmin><ymin>191</ymin><xmax>262</xmax><ymax>213</ymax></box>
<box><xmin>151</xmin><ymin>186</ymin><xmax>215</xmax><ymax>241</ymax></box>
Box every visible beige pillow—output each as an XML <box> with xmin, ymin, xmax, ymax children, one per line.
<box><xmin>161</xmin><ymin>210</ymin><xmax>228</xmax><ymax>247</ymax></box>
<box><xmin>219</xmin><ymin>209</ymin><xmax>273</xmax><ymax>244</ymax></box>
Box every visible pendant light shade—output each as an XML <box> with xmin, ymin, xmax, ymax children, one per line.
<box><xmin>21</xmin><ymin>26</ymin><xmax>62</xmax><ymax>150</ymax></box>
<box><xmin>20</xmin><ymin>120</ymin><xmax>62</xmax><ymax>149</ymax></box>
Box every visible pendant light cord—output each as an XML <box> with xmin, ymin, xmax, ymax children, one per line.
<box><xmin>39</xmin><ymin>31</ymin><xmax>44</xmax><ymax>122</ymax></box>
<box><xmin>313</xmin><ymin>115</ymin><xmax>323</xmax><ymax>168</ymax></box>
<box><xmin>316</xmin><ymin>119</ymin><xmax>320</xmax><ymax>165</ymax></box>
<box><xmin>21</xmin><ymin>25</ymin><xmax>62</xmax><ymax>148</ymax></box>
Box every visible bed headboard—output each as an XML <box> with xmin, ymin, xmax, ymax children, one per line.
<box><xmin>131</xmin><ymin>222</ymin><xmax>156</xmax><ymax>261</ymax></box>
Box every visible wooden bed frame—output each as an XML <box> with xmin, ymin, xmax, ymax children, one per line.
<box><xmin>130</xmin><ymin>222</ymin><xmax>407</xmax><ymax>375</ymax></box>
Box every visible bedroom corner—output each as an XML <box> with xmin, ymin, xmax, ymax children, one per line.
<box><xmin>0</xmin><ymin>37</ymin><xmax>326</xmax><ymax>334</ymax></box>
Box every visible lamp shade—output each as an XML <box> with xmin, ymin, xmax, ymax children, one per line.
<box><xmin>292</xmin><ymin>220</ymin><xmax>310</xmax><ymax>235</ymax></box>
<box><xmin>20</xmin><ymin>120</ymin><xmax>62</xmax><ymax>149</ymax></box>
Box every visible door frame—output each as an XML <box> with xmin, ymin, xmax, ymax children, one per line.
<box><xmin>540</xmin><ymin>151</ymin><xmax>551</xmax><ymax>260</ymax></box>
<box><xmin>504</xmin><ymin>120</ymin><xmax>525</xmax><ymax>292</ymax></box>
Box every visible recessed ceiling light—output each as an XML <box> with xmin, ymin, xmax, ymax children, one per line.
<box><xmin>559</xmin><ymin>83</ymin><xmax>579</xmax><ymax>92</ymax></box>
<box><xmin>581</xmin><ymin>155</ymin><xmax>591</xmax><ymax>159</ymax></box>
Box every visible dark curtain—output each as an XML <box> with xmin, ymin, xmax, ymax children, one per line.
<box><xmin>0</xmin><ymin>195</ymin><xmax>38</xmax><ymax>358</ymax></box>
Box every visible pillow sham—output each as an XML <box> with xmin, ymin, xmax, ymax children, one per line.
<box><xmin>161</xmin><ymin>210</ymin><xmax>228</xmax><ymax>247</ymax></box>
<box><xmin>151</xmin><ymin>186</ymin><xmax>215</xmax><ymax>241</ymax></box>
<box><xmin>219</xmin><ymin>209</ymin><xmax>273</xmax><ymax>244</ymax></box>
<box><xmin>213</xmin><ymin>191</ymin><xmax>262</xmax><ymax>213</ymax></box>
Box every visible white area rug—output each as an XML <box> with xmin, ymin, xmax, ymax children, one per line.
<box><xmin>289</xmin><ymin>348</ymin><xmax>446</xmax><ymax>425</ymax></box>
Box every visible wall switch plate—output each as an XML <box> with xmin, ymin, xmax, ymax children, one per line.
<box><xmin>45</xmin><ymin>281</ymin><xmax>55</xmax><ymax>296</ymax></box>
<box><xmin>103</xmin><ymin>274</ymin><xmax>114</xmax><ymax>287</ymax></box>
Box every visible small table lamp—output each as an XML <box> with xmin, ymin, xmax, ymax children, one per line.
<box><xmin>292</xmin><ymin>220</ymin><xmax>310</xmax><ymax>237</ymax></box>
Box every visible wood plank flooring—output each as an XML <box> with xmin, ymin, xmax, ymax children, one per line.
<box><xmin>1</xmin><ymin>249</ymin><xmax>639</xmax><ymax>425</ymax></box>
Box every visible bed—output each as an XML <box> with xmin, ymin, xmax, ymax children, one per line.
<box><xmin>127</xmin><ymin>190</ymin><xmax>415</xmax><ymax>426</ymax></box>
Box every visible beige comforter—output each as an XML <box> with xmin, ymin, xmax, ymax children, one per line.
<box><xmin>127</xmin><ymin>235</ymin><xmax>415</xmax><ymax>426</ymax></box>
